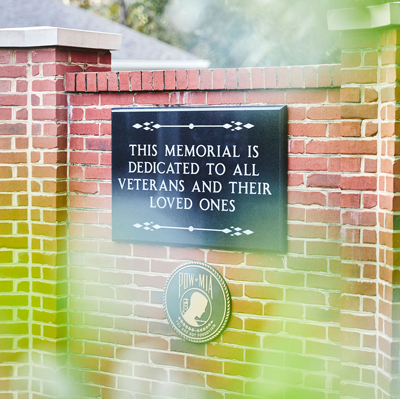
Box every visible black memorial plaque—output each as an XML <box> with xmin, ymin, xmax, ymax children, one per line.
<box><xmin>163</xmin><ymin>261</ymin><xmax>231</xmax><ymax>343</ymax></box>
<box><xmin>112</xmin><ymin>106</ymin><xmax>287</xmax><ymax>253</ymax></box>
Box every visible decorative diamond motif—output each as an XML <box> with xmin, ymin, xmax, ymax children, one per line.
<box><xmin>223</xmin><ymin>124</ymin><xmax>232</xmax><ymax>129</ymax></box>
<box><xmin>154</xmin><ymin>124</ymin><xmax>161</xmax><ymax>129</ymax></box>
<box><xmin>244</xmin><ymin>123</ymin><xmax>254</xmax><ymax>129</ymax></box>
<box><xmin>133</xmin><ymin>222</ymin><xmax>254</xmax><ymax>238</ymax></box>
<box><xmin>133</xmin><ymin>124</ymin><xmax>142</xmax><ymax>129</ymax></box>
<box><xmin>235</xmin><ymin>122</ymin><xmax>242</xmax><ymax>126</ymax></box>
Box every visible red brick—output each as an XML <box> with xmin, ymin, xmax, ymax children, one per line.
<box><xmin>340</xmin><ymin>121</ymin><xmax>361</xmax><ymax>137</ymax></box>
<box><xmin>86</xmin><ymin>108</ymin><xmax>111</xmax><ymax>120</ymax></box>
<box><xmin>264</xmin><ymin>67</ymin><xmax>278</xmax><ymax>89</ymax></box>
<box><xmin>70</xmin><ymin>94</ymin><xmax>99</xmax><ymax>106</ymax></box>
<box><xmin>130</xmin><ymin>71</ymin><xmax>142</xmax><ymax>91</ymax></box>
<box><xmin>307</xmin><ymin>241</ymin><xmax>340</xmax><ymax>256</ymax></box>
<box><xmin>341</xmin><ymin>158</ymin><xmax>361</xmax><ymax>172</ymax></box>
<box><xmin>170</xmin><ymin>92</ymin><xmax>206</xmax><ymax>105</ymax></box>
<box><xmin>288</xmin><ymin>191</ymin><xmax>326</xmax><ymax>206</ymax></box>
<box><xmin>207</xmin><ymin>91</ymin><xmax>244</xmax><ymax>105</ymax></box>
<box><xmin>237</xmin><ymin>68</ymin><xmax>250</xmax><ymax>89</ymax></box>
<box><xmin>153</xmin><ymin>71</ymin><xmax>164</xmax><ymax>91</ymax></box>
<box><xmin>187</xmin><ymin>70</ymin><xmax>199</xmax><ymax>90</ymax></box>
<box><xmin>288</xmin><ymin>107</ymin><xmax>306</xmax><ymax>121</ymax></box>
<box><xmin>341</xmin><ymin>104</ymin><xmax>378</xmax><ymax>119</ymax></box>
<box><xmin>288</xmin><ymin>157</ymin><xmax>327</xmax><ymax>171</ymax></box>
<box><xmin>0</xmin><ymin>66</ymin><xmax>26</xmax><ymax>78</ymax></box>
<box><xmin>290</xmin><ymin>66</ymin><xmax>303</xmax><ymax>88</ymax></box>
<box><xmin>341</xmin><ymin>246</ymin><xmax>377</xmax><ymax>262</ymax></box>
<box><xmin>307</xmin><ymin>106</ymin><xmax>341</xmax><ymax>120</ymax></box>
<box><xmin>288</xmin><ymin>140</ymin><xmax>304</xmax><ymax>154</ymax></box>
<box><xmin>341</xmin><ymin>52</ymin><xmax>361</xmax><ymax>67</ymax></box>
<box><xmin>289</xmin><ymin>123</ymin><xmax>327</xmax><ymax>137</ymax></box>
<box><xmin>363</xmin><ymin>194</ymin><xmax>377</xmax><ymax>208</ymax></box>
<box><xmin>340</xmin><ymin>193</ymin><xmax>361</xmax><ymax>208</ymax></box>
<box><xmin>288</xmin><ymin>173</ymin><xmax>304</xmax><ymax>186</ymax></box>
<box><xmin>341</xmin><ymin>69</ymin><xmax>377</xmax><ymax>84</ymax></box>
<box><xmin>96</xmin><ymin>73</ymin><xmax>108</xmax><ymax>91</ymax></box>
<box><xmin>0</xmin><ymin>80</ymin><xmax>11</xmax><ymax>93</ymax></box>
<box><xmin>207</xmin><ymin>251</ymin><xmax>244</xmax><ymax>265</ymax></box>
<box><xmin>342</xmin><ymin>211</ymin><xmax>376</xmax><ymax>226</ymax></box>
<box><xmin>318</xmin><ymin>65</ymin><xmax>333</xmax><ymax>87</ymax></box>
<box><xmin>307</xmin><ymin>173</ymin><xmax>340</xmax><ymax>188</ymax></box>
<box><xmin>225</xmin><ymin>69</ymin><xmax>238</xmax><ymax>90</ymax></box>
<box><xmin>212</xmin><ymin>69</ymin><xmax>225</xmax><ymax>90</ymax></box>
<box><xmin>32</xmin><ymin>79</ymin><xmax>63</xmax><ymax>92</ymax></box>
<box><xmin>304</xmin><ymin>66</ymin><xmax>317</xmax><ymax>87</ymax></box>
<box><xmin>85</xmin><ymin>167</ymin><xmax>111</xmax><ymax>180</ymax></box>
<box><xmin>286</xmin><ymin>89</ymin><xmax>326</xmax><ymax>104</ymax></box>
<box><xmin>176</xmin><ymin>70</ymin><xmax>187</xmax><ymax>90</ymax></box>
<box><xmin>342</xmin><ymin>228</ymin><xmax>360</xmax><ymax>243</ymax></box>
<box><xmin>134</xmin><ymin>92</ymin><xmax>169</xmax><ymax>105</ymax></box>
<box><xmin>277</xmin><ymin>67</ymin><xmax>290</xmax><ymax>88</ymax></box>
<box><xmin>199</xmin><ymin>69</ymin><xmax>212</xmax><ymax>90</ymax></box>
<box><xmin>246</xmin><ymin>90</ymin><xmax>284</xmax><ymax>104</ymax></box>
<box><xmin>341</xmin><ymin>176</ymin><xmax>377</xmax><ymax>191</ymax></box>
<box><xmin>108</xmin><ymin>72</ymin><xmax>118</xmax><ymax>91</ymax></box>
<box><xmin>251</xmin><ymin>68</ymin><xmax>264</xmax><ymax>89</ymax></box>
<box><xmin>70</xmin><ymin>123</ymin><xmax>99</xmax><ymax>136</ymax></box>
<box><xmin>101</xmin><ymin>93</ymin><xmax>133</xmax><ymax>106</ymax></box>
<box><xmin>0</xmin><ymin>94</ymin><xmax>26</xmax><ymax>106</ymax></box>
<box><xmin>85</xmin><ymin>137</ymin><xmax>111</xmax><ymax>151</ymax></box>
<box><xmin>288</xmin><ymin>223</ymin><xmax>326</xmax><ymax>239</ymax></box>
<box><xmin>306</xmin><ymin>208</ymin><xmax>340</xmax><ymax>223</ymax></box>
<box><xmin>69</xmin><ymin>181</ymin><xmax>98</xmax><ymax>194</ymax></box>
<box><xmin>225</xmin><ymin>267</ymin><xmax>262</xmax><ymax>282</ymax></box>
<box><xmin>119</xmin><ymin>71</ymin><xmax>130</xmax><ymax>91</ymax></box>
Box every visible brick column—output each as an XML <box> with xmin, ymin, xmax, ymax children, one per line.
<box><xmin>0</xmin><ymin>27</ymin><xmax>120</xmax><ymax>399</ymax></box>
<box><xmin>330</xmin><ymin>4</ymin><xmax>400</xmax><ymax>398</ymax></box>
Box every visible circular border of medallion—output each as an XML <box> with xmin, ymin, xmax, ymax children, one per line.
<box><xmin>163</xmin><ymin>261</ymin><xmax>231</xmax><ymax>343</ymax></box>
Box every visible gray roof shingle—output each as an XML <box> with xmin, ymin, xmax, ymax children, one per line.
<box><xmin>0</xmin><ymin>0</ymin><xmax>204</xmax><ymax>64</ymax></box>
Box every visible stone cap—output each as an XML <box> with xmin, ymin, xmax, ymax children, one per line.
<box><xmin>0</xmin><ymin>26</ymin><xmax>122</xmax><ymax>50</ymax></box>
<box><xmin>328</xmin><ymin>1</ymin><xmax>400</xmax><ymax>30</ymax></box>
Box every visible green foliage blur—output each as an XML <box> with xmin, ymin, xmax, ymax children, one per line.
<box><xmin>67</xmin><ymin>0</ymin><xmax>393</xmax><ymax>67</ymax></box>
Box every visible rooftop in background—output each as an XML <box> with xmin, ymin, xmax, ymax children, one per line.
<box><xmin>0</xmin><ymin>0</ymin><xmax>209</xmax><ymax>71</ymax></box>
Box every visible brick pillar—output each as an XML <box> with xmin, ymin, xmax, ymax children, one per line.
<box><xmin>0</xmin><ymin>27</ymin><xmax>120</xmax><ymax>399</ymax></box>
<box><xmin>330</xmin><ymin>4</ymin><xmax>400</xmax><ymax>398</ymax></box>
<box><xmin>339</xmin><ymin>29</ymin><xmax>380</xmax><ymax>399</ymax></box>
<box><xmin>376</xmin><ymin>28</ymin><xmax>400</xmax><ymax>399</ymax></box>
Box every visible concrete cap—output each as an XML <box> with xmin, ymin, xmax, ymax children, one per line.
<box><xmin>328</xmin><ymin>1</ymin><xmax>400</xmax><ymax>30</ymax></box>
<box><xmin>0</xmin><ymin>26</ymin><xmax>122</xmax><ymax>50</ymax></box>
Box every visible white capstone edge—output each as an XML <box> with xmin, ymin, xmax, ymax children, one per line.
<box><xmin>0</xmin><ymin>26</ymin><xmax>122</xmax><ymax>50</ymax></box>
<box><xmin>328</xmin><ymin>2</ymin><xmax>400</xmax><ymax>31</ymax></box>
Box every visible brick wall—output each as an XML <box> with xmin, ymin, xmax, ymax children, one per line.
<box><xmin>65</xmin><ymin>65</ymin><xmax>347</xmax><ymax>399</ymax></box>
<box><xmin>0</xmin><ymin>47</ymin><xmax>111</xmax><ymax>399</ymax></box>
<box><xmin>1</xmin><ymin>26</ymin><xmax>400</xmax><ymax>399</ymax></box>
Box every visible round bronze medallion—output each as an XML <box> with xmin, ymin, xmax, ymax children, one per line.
<box><xmin>163</xmin><ymin>261</ymin><xmax>231</xmax><ymax>343</ymax></box>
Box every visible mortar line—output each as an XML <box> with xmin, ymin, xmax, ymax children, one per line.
<box><xmin>26</xmin><ymin>49</ymin><xmax>33</xmax><ymax>399</ymax></box>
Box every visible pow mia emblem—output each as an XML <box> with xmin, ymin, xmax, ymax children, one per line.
<box><xmin>163</xmin><ymin>261</ymin><xmax>231</xmax><ymax>343</ymax></box>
